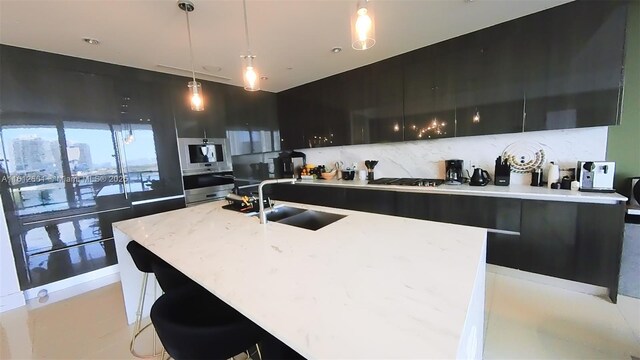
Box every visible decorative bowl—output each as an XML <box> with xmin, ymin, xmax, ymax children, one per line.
<box><xmin>321</xmin><ymin>170</ymin><xmax>336</xmax><ymax>180</ymax></box>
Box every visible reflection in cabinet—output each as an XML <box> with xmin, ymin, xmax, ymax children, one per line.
<box><xmin>403</xmin><ymin>42</ymin><xmax>456</xmax><ymax>140</ymax></box>
<box><xmin>224</xmin><ymin>85</ymin><xmax>280</xmax><ymax>155</ymax></box>
<box><xmin>346</xmin><ymin>58</ymin><xmax>404</xmax><ymax>144</ymax></box>
<box><xmin>454</xmin><ymin>19</ymin><xmax>525</xmax><ymax>137</ymax></box>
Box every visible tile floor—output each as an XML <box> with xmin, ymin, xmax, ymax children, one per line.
<box><xmin>1</xmin><ymin>269</ymin><xmax>639</xmax><ymax>359</ymax></box>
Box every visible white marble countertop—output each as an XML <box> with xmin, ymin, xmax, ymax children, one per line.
<box><xmin>113</xmin><ymin>200</ymin><xmax>486</xmax><ymax>359</ymax></box>
<box><xmin>295</xmin><ymin>179</ymin><xmax>627</xmax><ymax>205</ymax></box>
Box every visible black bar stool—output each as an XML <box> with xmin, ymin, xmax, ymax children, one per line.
<box><xmin>151</xmin><ymin>259</ymin><xmax>196</xmax><ymax>293</ymax></box>
<box><xmin>126</xmin><ymin>241</ymin><xmax>163</xmax><ymax>358</ymax></box>
<box><xmin>150</xmin><ymin>285</ymin><xmax>266</xmax><ymax>360</ymax></box>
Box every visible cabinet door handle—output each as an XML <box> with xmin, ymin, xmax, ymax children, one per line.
<box><xmin>114</xmin><ymin>130</ymin><xmax>129</xmax><ymax>200</ymax></box>
<box><xmin>486</xmin><ymin>228</ymin><xmax>520</xmax><ymax>236</ymax></box>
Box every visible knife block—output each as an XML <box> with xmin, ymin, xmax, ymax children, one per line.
<box><xmin>494</xmin><ymin>162</ymin><xmax>511</xmax><ymax>186</ymax></box>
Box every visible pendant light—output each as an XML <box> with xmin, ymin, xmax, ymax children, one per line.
<box><xmin>241</xmin><ymin>0</ymin><xmax>260</xmax><ymax>91</ymax></box>
<box><xmin>178</xmin><ymin>0</ymin><xmax>204</xmax><ymax>111</ymax></box>
<box><xmin>351</xmin><ymin>0</ymin><xmax>376</xmax><ymax>50</ymax></box>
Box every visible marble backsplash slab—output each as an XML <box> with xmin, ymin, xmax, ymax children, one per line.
<box><xmin>297</xmin><ymin>127</ymin><xmax>609</xmax><ymax>185</ymax></box>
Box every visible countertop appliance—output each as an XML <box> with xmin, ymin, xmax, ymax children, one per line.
<box><xmin>274</xmin><ymin>150</ymin><xmax>306</xmax><ymax>178</ymax></box>
<box><xmin>494</xmin><ymin>156</ymin><xmax>511</xmax><ymax>186</ymax></box>
<box><xmin>577</xmin><ymin>161</ymin><xmax>615</xmax><ymax>192</ymax></box>
<box><xmin>445</xmin><ymin>160</ymin><xmax>464</xmax><ymax>185</ymax></box>
<box><xmin>368</xmin><ymin>178</ymin><xmax>444</xmax><ymax>187</ymax></box>
<box><xmin>469</xmin><ymin>168</ymin><xmax>491</xmax><ymax>186</ymax></box>
<box><xmin>178</xmin><ymin>137</ymin><xmax>232</xmax><ymax>175</ymax></box>
<box><xmin>630</xmin><ymin>177</ymin><xmax>640</xmax><ymax>207</ymax></box>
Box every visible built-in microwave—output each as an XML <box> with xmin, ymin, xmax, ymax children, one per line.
<box><xmin>178</xmin><ymin>138</ymin><xmax>232</xmax><ymax>175</ymax></box>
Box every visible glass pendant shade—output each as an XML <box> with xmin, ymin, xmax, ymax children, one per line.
<box><xmin>351</xmin><ymin>2</ymin><xmax>375</xmax><ymax>50</ymax></box>
<box><xmin>242</xmin><ymin>56</ymin><xmax>260</xmax><ymax>91</ymax></box>
<box><xmin>188</xmin><ymin>81</ymin><xmax>204</xmax><ymax>111</ymax></box>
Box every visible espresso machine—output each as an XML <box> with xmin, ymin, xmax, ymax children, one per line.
<box><xmin>274</xmin><ymin>150</ymin><xmax>306</xmax><ymax>178</ymax></box>
<box><xmin>445</xmin><ymin>159</ymin><xmax>465</xmax><ymax>185</ymax></box>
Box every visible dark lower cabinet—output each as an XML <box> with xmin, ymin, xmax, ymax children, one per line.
<box><xmin>574</xmin><ymin>203</ymin><xmax>626</xmax><ymax>297</ymax></box>
<box><xmin>520</xmin><ymin>200</ymin><xmax>625</xmax><ymax>301</ymax></box>
<box><xmin>271</xmin><ymin>184</ymin><xmax>346</xmax><ymax>209</ymax></box>
<box><xmin>486</xmin><ymin>233</ymin><xmax>521</xmax><ymax>270</ymax></box>
<box><xmin>395</xmin><ymin>192</ymin><xmax>453</xmax><ymax>223</ymax></box>
<box><xmin>520</xmin><ymin>201</ymin><xmax>579</xmax><ymax>280</ymax></box>
<box><xmin>344</xmin><ymin>189</ymin><xmax>396</xmax><ymax>216</ymax></box>
<box><xmin>274</xmin><ymin>183</ymin><xmax>625</xmax><ymax>302</ymax></box>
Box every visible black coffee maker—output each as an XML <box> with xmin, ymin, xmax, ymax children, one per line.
<box><xmin>274</xmin><ymin>151</ymin><xmax>306</xmax><ymax>178</ymax></box>
<box><xmin>445</xmin><ymin>159</ymin><xmax>464</xmax><ymax>185</ymax></box>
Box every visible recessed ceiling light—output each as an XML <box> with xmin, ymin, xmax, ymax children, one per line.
<box><xmin>260</xmin><ymin>76</ymin><xmax>268</xmax><ymax>80</ymax></box>
<box><xmin>82</xmin><ymin>38</ymin><xmax>100</xmax><ymax>45</ymax></box>
<box><xmin>331</xmin><ymin>47</ymin><xmax>342</xmax><ymax>53</ymax></box>
<box><xmin>202</xmin><ymin>65</ymin><xmax>222</xmax><ymax>73</ymax></box>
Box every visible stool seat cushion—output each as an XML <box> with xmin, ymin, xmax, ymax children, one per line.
<box><xmin>151</xmin><ymin>285</ymin><xmax>265</xmax><ymax>360</ymax></box>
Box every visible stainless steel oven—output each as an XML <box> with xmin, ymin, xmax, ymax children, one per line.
<box><xmin>182</xmin><ymin>171</ymin><xmax>234</xmax><ymax>205</ymax></box>
<box><xmin>178</xmin><ymin>138</ymin><xmax>234</xmax><ymax>205</ymax></box>
<box><xmin>178</xmin><ymin>137</ymin><xmax>232</xmax><ymax>175</ymax></box>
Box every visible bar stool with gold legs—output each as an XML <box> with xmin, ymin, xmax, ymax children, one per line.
<box><xmin>126</xmin><ymin>241</ymin><xmax>163</xmax><ymax>358</ymax></box>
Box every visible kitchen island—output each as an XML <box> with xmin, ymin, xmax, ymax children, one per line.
<box><xmin>271</xmin><ymin>180</ymin><xmax>627</xmax><ymax>302</ymax></box>
<box><xmin>114</xmin><ymin>200</ymin><xmax>487</xmax><ymax>359</ymax></box>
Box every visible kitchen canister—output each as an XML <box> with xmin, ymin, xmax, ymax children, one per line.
<box><xmin>547</xmin><ymin>162</ymin><xmax>560</xmax><ymax>188</ymax></box>
<box><xmin>531</xmin><ymin>168</ymin><xmax>544</xmax><ymax>187</ymax></box>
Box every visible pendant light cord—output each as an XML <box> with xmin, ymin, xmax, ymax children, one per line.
<box><xmin>184</xmin><ymin>8</ymin><xmax>197</xmax><ymax>83</ymax></box>
<box><xmin>242</xmin><ymin>0</ymin><xmax>252</xmax><ymax>55</ymax></box>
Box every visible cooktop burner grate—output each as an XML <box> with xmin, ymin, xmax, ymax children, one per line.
<box><xmin>368</xmin><ymin>178</ymin><xmax>444</xmax><ymax>187</ymax></box>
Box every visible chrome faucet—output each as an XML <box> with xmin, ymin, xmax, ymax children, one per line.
<box><xmin>258</xmin><ymin>178</ymin><xmax>297</xmax><ymax>224</ymax></box>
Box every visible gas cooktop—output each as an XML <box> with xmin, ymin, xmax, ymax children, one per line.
<box><xmin>367</xmin><ymin>178</ymin><xmax>444</xmax><ymax>187</ymax></box>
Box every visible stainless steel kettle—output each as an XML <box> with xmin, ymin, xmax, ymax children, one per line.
<box><xmin>469</xmin><ymin>168</ymin><xmax>491</xmax><ymax>186</ymax></box>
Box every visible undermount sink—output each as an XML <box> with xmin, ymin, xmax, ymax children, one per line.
<box><xmin>276</xmin><ymin>210</ymin><xmax>347</xmax><ymax>231</ymax></box>
<box><xmin>257</xmin><ymin>206</ymin><xmax>347</xmax><ymax>231</ymax></box>
<box><xmin>263</xmin><ymin>206</ymin><xmax>306</xmax><ymax>222</ymax></box>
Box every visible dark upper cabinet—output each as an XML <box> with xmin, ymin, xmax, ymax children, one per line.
<box><xmin>275</xmin><ymin>0</ymin><xmax>627</xmax><ymax>147</ymax></box>
<box><xmin>521</xmin><ymin>1</ymin><xmax>627</xmax><ymax>131</ymax></box>
<box><xmin>454</xmin><ymin>19</ymin><xmax>525</xmax><ymax>137</ymax></box>
<box><xmin>0</xmin><ymin>55</ymin><xmax>117</xmax><ymax>123</ymax></box>
<box><xmin>403</xmin><ymin>42</ymin><xmax>456</xmax><ymax>140</ymax></box>
<box><xmin>223</xmin><ymin>85</ymin><xmax>280</xmax><ymax>154</ymax></box>
<box><xmin>277</xmin><ymin>87</ymin><xmax>307</xmax><ymax>150</ymax></box>
<box><xmin>173</xmin><ymin>79</ymin><xmax>227</xmax><ymax>139</ymax></box>
<box><xmin>344</xmin><ymin>57</ymin><xmax>404</xmax><ymax>145</ymax></box>
<box><xmin>278</xmin><ymin>75</ymin><xmax>347</xmax><ymax>149</ymax></box>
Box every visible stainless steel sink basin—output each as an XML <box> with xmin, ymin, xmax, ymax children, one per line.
<box><xmin>276</xmin><ymin>210</ymin><xmax>347</xmax><ymax>231</ymax></box>
<box><xmin>263</xmin><ymin>206</ymin><xmax>306</xmax><ymax>222</ymax></box>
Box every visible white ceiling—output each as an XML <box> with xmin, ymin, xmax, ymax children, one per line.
<box><xmin>0</xmin><ymin>0</ymin><xmax>571</xmax><ymax>93</ymax></box>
